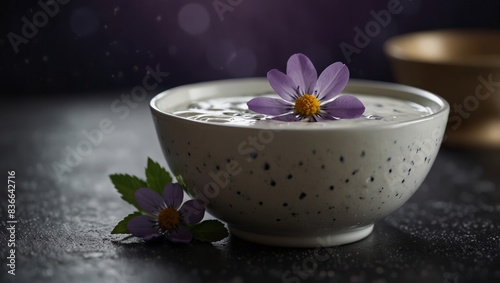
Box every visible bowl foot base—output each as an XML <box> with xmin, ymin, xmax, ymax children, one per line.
<box><xmin>229</xmin><ymin>224</ymin><xmax>374</xmax><ymax>248</ymax></box>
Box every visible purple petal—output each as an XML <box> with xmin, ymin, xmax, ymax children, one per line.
<box><xmin>322</xmin><ymin>95</ymin><xmax>365</xmax><ymax>118</ymax></box>
<box><xmin>163</xmin><ymin>183</ymin><xmax>184</xmax><ymax>209</ymax></box>
<box><xmin>267</xmin><ymin>69</ymin><xmax>300</xmax><ymax>101</ymax></box>
<box><xmin>166</xmin><ymin>226</ymin><xmax>192</xmax><ymax>244</ymax></box>
<box><xmin>127</xmin><ymin>215</ymin><xmax>160</xmax><ymax>241</ymax></box>
<box><xmin>135</xmin><ymin>188</ymin><xmax>166</xmax><ymax>214</ymax></box>
<box><xmin>271</xmin><ymin>113</ymin><xmax>301</xmax><ymax>121</ymax></box>
<box><xmin>179</xmin><ymin>199</ymin><xmax>205</xmax><ymax>225</ymax></box>
<box><xmin>247</xmin><ymin>97</ymin><xmax>293</xmax><ymax>115</ymax></box>
<box><xmin>315</xmin><ymin>62</ymin><xmax>349</xmax><ymax>101</ymax></box>
<box><xmin>286</xmin><ymin>53</ymin><xmax>317</xmax><ymax>94</ymax></box>
<box><xmin>314</xmin><ymin>113</ymin><xmax>339</xmax><ymax>121</ymax></box>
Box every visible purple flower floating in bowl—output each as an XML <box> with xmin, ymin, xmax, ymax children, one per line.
<box><xmin>127</xmin><ymin>183</ymin><xmax>205</xmax><ymax>243</ymax></box>
<box><xmin>247</xmin><ymin>53</ymin><xmax>365</xmax><ymax>122</ymax></box>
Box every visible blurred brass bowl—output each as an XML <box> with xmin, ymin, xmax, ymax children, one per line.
<box><xmin>384</xmin><ymin>29</ymin><xmax>500</xmax><ymax>147</ymax></box>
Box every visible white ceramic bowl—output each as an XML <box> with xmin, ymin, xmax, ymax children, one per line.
<box><xmin>150</xmin><ymin>78</ymin><xmax>449</xmax><ymax>247</ymax></box>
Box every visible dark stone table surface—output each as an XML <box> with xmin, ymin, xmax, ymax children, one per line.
<box><xmin>1</xmin><ymin>94</ymin><xmax>499</xmax><ymax>283</ymax></box>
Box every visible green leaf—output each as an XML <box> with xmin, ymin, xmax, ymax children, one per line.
<box><xmin>145</xmin><ymin>158</ymin><xmax>172</xmax><ymax>194</ymax></box>
<box><xmin>110</xmin><ymin>174</ymin><xmax>147</xmax><ymax>209</ymax></box>
<box><xmin>111</xmin><ymin>211</ymin><xmax>142</xmax><ymax>234</ymax></box>
<box><xmin>190</xmin><ymin>220</ymin><xmax>229</xmax><ymax>242</ymax></box>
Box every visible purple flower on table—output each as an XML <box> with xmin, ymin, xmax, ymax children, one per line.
<box><xmin>127</xmin><ymin>183</ymin><xmax>205</xmax><ymax>243</ymax></box>
<box><xmin>247</xmin><ymin>53</ymin><xmax>365</xmax><ymax>122</ymax></box>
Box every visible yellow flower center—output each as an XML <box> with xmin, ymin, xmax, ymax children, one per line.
<box><xmin>294</xmin><ymin>94</ymin><xmax>321</xmax><ymax>117</ymax></box>
<box><xmin>157</xmin><ymin>207</ymin><xmax>180</xmax><ymax>231</ymax></box>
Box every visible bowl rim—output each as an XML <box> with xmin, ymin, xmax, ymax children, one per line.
<box><xmin>384</xmin><ymin>28</ymin><xmax>500</xmax><ymax>68</ymax></box>
<box><xmin>150</xmin><ymin>78</ymin><xmax>449</xmax><ymax>131</ymax></box>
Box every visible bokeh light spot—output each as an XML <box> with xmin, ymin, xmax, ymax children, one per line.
<box><xmin>178</xmin><ymin>3</ymin><xmax>210</xmax><ymax>35</ymax></box>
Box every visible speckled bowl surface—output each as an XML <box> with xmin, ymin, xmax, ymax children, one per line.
<box><xmin>150</xmin><ymin>78</ymin><xmax>449</xmax><ymax>247</ymax></box>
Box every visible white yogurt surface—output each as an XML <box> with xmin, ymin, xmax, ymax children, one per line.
<box><xmin>171</xmin><ymin>94</ymin><xmax>434</xmax><ymax>128</ymax></box>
